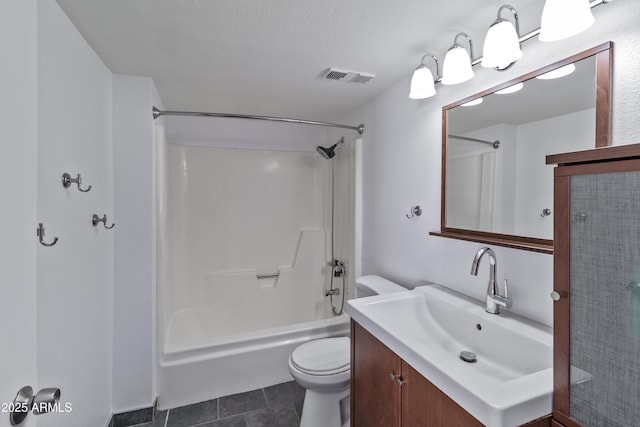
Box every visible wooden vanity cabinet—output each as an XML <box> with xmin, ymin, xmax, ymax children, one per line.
<box><xmin>351</xmin><ymin>320</ymin><xmax>401</xmax><ymax>426</ymax></box>
<box><xmin>351</xmin><ymin>320</ymin><xmax>482</xmax><ymax>427</ymax></box>
<box><xmin>399</xmin><ymin>359</ymin><xmax>483</xmax><ymax>427</ymax></box>
<box><xmin>351</xmin><ymin>320</ymin><xmax>552</xmax><ymax>426</ymax></box>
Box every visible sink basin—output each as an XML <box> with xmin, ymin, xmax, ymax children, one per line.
<box><xmin>346</xmin><ymin>284</ymin><xmax>553</xmax><ymax>427</ymax></box>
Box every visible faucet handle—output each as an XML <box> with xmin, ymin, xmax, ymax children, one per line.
<box><xmin>490</xmin><ymin>279</ymin><xmax>512</xmax><ymax>310</ymax></box>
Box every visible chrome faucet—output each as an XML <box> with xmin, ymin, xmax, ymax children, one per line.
<box><xmin>470</xmin><ymin>247</ymin><xmax>512</xmax><ymax>314</ymax></box>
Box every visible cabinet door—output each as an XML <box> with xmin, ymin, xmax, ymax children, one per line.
<box><xmin>400</xmin><ymin>360</ymin><xmax>483</xmax><ymax>427</ymax></box>
<box><xmin>351</xmin><ymin>321</ymin><xmax>401</xmax><ymax>427</ymax></box>
<box><xmin>554</xmin><ymin>161</ymin><xmax>640</xmax><ymax>426</ymax></box>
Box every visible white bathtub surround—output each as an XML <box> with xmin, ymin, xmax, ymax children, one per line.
<box><xmin>160</xmin><ymin>146</ymin><xmax>333</xmax><ymax>340</ymax></box>
<box><xmin>156</xmin><ymin>122</ymin><xmax>358</xmax><ymax>408</ymax></box>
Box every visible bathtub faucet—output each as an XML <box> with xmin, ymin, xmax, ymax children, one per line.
<box><xmin>324</xmin><ymin>288</ymin><xmax>340</xmax><ymax>297</ymax></box>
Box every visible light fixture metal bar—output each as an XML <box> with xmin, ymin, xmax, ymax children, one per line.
<box><xmin>448</xmin><ymin>134</ymin><xmax>500</xmax><ymax>149</ymax></box>
<box><xmin>152</xmin><ymin>107</ymin><xmax>365</xmax><ymax>135</ymax></box>
<box><xmin>470</xmin><ymin>0</ymin><xmax>609</xmax><ymax>67</ymax></box>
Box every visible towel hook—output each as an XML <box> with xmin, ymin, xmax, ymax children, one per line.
<box><xmin>92</xmin><ymin>214</ymin><xmax>115</xmax><ymax>229</ymax></box>
<box><xmin>37</xmin><ymin>223</ymin><xmax>59</xmax><ymax>247</ymax></box>
<box><xmin>62</xmin><ymin>173</ymin><xmax>92</xmax><ymax>192</ymax></box>
<box><xmin>406</xmin><ymin>205</ymin><xmax>423</xmax><ymax>219</ymax></box>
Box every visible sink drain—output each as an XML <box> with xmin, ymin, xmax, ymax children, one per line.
<box><xmin>459</xmin><ymin>351</ymin><xmax>477</xmax><ymax>363</ymax></box>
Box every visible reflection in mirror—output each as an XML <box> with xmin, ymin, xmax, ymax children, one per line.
<box><xmin>447</xmin><ymin>56</ymin><xmax>595</xmax><ymax>240</ymax></box>
<box><xmin>436</xmin><ymin>42</ymin><xmax>612</xmax><ymax>253</ymax></box>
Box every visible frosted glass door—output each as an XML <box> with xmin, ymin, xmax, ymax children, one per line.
<box><xmin>569</xmin><ymin>170</ymin><xmax>640</xmax><ymax>426</ymax></box>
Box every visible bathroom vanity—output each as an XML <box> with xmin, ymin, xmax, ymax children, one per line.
<box><xmin>350</xmin><ymin>321</ymin><xmax>552</xmax><ymax>426</ymax></box>
<box><xmin>347</xmin><ymin>285</ymin><xmax>554</xmax><ymax>427</ymax></box>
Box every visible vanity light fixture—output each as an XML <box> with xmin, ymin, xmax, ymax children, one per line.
<box><xmin>409</xmin><ymin>54</ymin><xmax>441</xmax><ymax>99</ymax></box>
<box><xmin>495</xmin><ymin>82</ymin><xmax>524</xmax><ymax>94</ymax></box>
<box><xmin>407</xmin><ymin>0</ymin><xmax>610</xmax><ymax>95</ymax></box>
<box><xmin>482</xmin><ymin>5</ymin><xmax>523</xmax><ymax>70</ymax></box>
<box><xmin>536</xmin><ymin>63</ymin><xmax>576</xmax><ymax>80</ymax></box>
<box><xmin>461</xmin><ymin>98</ymin><xmax>483</xmax><ymax>107</ymax></box>
<box><xmin>539</xmin><ymin>0</ymin><xmax>595</xmax><ymax>42</ymax></box>
<box><xmin>441</xmin><ymin>33</ymin><xmax>475</xmax><ymax>85</ymax></box>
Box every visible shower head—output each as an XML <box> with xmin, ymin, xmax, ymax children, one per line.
<box><xmin>316</xmin><ymin>138</ymin><xmax>344</xmax><ymax>160</ymax></box>
<box><xmin>316</xmin><ymin>145</ymin><xmax>336</xmax><ymax>159</ymax></box>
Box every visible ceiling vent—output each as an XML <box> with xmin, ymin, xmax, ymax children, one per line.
<box><xmin>319</xmin><ymin>68</ymin><xmax>375</xmax><ymax>84</ymax></box>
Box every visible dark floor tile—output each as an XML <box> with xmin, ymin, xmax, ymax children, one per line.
<box><xmin>196</xmin><ymin>414</ymin><xmax>247</xmax><ymax>427</ymax></box>
<box><xmin>113</xmin><ymin>406</ymin><xmax>154</xmax><ymax>427</ymax></box>
<box><xmin>245</xmin><ymin>404</ymin><xmax>299</xmax><ymax>427</ymax></box>
<box><xmin>293</xmin><ymin>399</ymin><xmax>303</xmax><ymax>421</ymax></box>
<box><xmin>219</xmin><ymin>390</ymin><xmax>266</xmax><ymax>418</ymax></box>
<box><xmin>263</xmin><ymin>381</ymin><xmax>305</xmax><ymax>407</ymax></box>
<box><xmin>131</xmin><ymin>409</ymin><xmax>166</xmax><ymax>427</ymax></box>
<box><xmin>166</xmin><ymin>399</ymin><xmax>218</xmax><ymax>427</ymax></box>
<box><xmin>152</xmin><ymin>410</ymin><xmax>168</xmax><ymax>427</ymax></box>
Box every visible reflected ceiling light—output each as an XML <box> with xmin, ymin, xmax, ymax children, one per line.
<box><xmin>482</xmin><ymin>5</ymin><xmax>523</xmax><ymax>70</ymax></box>
<box><xmin>536</xmin><ymin>63</ymin><xmax>576</xmax><ymax>80</ymax></box>
<box><xmin>495</xmin><ymin>82</ymin><xmax>524</xmax><ymax>94</ymax></box>
<box><xmin>539</xmin><ymin>0</ymin><xmax>595</xmax><ymax>42</ymax></box>
<box><xmin>441</xmin><ymin>33</ymin><xmax>475</xmax><ymax>85</ymax></box>
<box><xmin>461</xmin><ymin>98</ymin><xmax>483</xmax><ymax>107</ymax></box>
<box><xmin>409</xmin><ymin>54</ymin><xmax>441</xmax><ymax>99</ymax></box>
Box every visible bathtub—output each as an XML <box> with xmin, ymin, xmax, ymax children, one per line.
<box><xmin>157</xmin><ymin>312</ymin><xmax>350</xmax><ymax>410</ymax></box>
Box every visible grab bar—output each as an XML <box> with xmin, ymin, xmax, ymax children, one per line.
<box><xmin>256</xmin><ymin>272</ymin><xmax>279</xmax><ymax>279</ymax></box>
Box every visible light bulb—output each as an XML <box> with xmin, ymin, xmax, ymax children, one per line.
<box><xmin>539</xmin><ymin>0</ymin><xmax>595</xmax><ymax>42</ymax></box>
<box><xmin>441</xmin><ymin>46</ymin><xmax>474</xmax><ymax>85</ymax></box>
<box><xmin>409</xmin><ymin>66</ymin><xmax>436</xmax><ymax>99</ymax></box>
<box><xmin>482</xmin><ymin>20</ymin><xmax>523</xmax><ymax>69</ymax></box>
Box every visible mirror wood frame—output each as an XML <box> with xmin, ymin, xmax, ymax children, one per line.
<box><xmin>431</xmin><ymin>42</ymin><xmax>612</xmax><ymax>254</ymax></box>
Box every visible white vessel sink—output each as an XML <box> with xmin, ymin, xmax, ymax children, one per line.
<box><xmin>346</xmin><ymin>284</ymin><xmax>553</xmax><ymax>427</ymax></box>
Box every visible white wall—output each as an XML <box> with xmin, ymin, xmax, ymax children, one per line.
<box><xmin>112</xmin><ymin>75</ymin><xmax>161</xmax><ymax>412</ymax></box>
<box><xmin>37</xmin><ymin>1</ymin><xmax>113</xmax><ymax>426</ymax></box>
<box><xmin>0</xmin><ymin>1</ymin><xmax>38</xmax><ymax>426</ymax></box>
<box><xmin>338</xmin><ymin>0</ymin><xmax>640</xmax><ymax>327</ymax></box>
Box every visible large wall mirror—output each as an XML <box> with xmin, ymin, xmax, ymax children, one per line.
<box><xmin>433</xmin><ymin>42</ymin><xmax>612</xmax><ymax>253</ymax></box>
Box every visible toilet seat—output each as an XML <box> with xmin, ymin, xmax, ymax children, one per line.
<box><xmin>290</xmin><ymin>337</ymin><xmax>350</xmax><ymax>376</ymax></box>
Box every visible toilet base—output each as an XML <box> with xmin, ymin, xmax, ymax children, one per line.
<box><xmin>300</xmin><ymin>387</ymin><xmax>350</xmax><ymax>427</ymax></box>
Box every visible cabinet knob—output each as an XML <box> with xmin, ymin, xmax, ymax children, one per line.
<box><xmin>390</xmin><ymin>373</ymin><xmax>400</xmax><ymax>381</ymax></box>
<box><xmin>550</xmin><ymin>291</ymin><xmax>561</xmax><ymax>301</ymax></box>
<box><xmin>396</xmin><ymin>377</ymin><xmax>406</xmax><ymax>386</ymax></box>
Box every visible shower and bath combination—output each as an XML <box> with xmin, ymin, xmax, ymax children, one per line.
<box><xmin>316</xmin><ymin>137</ymin><xmax>347</xmax><ymax>316</ymax></box>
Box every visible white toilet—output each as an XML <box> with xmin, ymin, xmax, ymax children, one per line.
<box><xmin>288</xmin><ymin>275</ymin><xmax>406</xmax><ymax>427</ymax></box>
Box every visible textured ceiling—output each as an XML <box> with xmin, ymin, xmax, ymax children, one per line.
<box><xmin>56</xmin><ymin>0</ymin><xmax>543</xmax><ymax>122</ymax></box>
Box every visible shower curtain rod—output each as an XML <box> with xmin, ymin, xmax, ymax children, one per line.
<box><xmin>152</xmin><ymin>107</ymin><xmax>364</xmax><ymax>135</ymax></box>
<box><xmin>448</xmin><ymin>134</ymin><xmax>500</xmax><ymax>149</ymax></box>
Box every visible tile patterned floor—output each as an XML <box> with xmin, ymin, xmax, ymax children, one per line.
<box><xmin>136</xmin><ymin>381</ymin><xmax>305</xmax><ymax>427</ymax></box>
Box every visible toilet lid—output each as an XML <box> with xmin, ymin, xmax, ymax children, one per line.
<box><xmin>291</xmin><ymin>337</ymin><xmax>350</xmax><ymax>375</ymax></box>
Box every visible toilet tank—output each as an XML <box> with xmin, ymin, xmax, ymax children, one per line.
<box><xmin>354</xmin><ymin>275</ymin><xmax>407</xmax><ymax>298</ymax></box>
